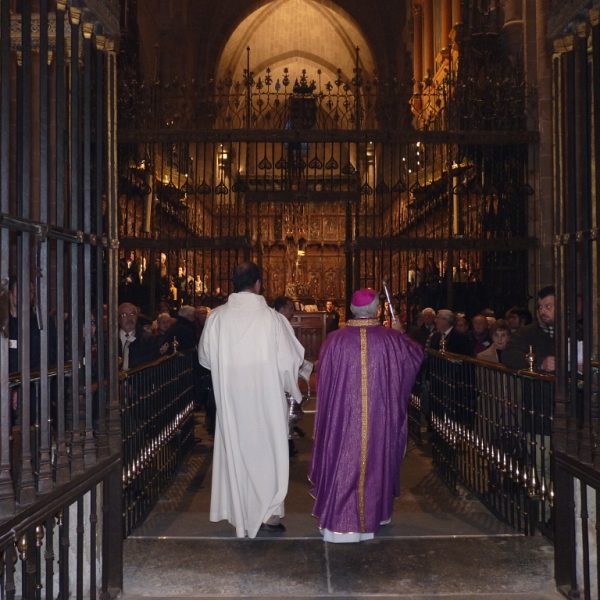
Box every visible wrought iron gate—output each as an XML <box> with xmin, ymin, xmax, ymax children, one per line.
<box><xmin>551</xmin><ymin>9</ymin><xmax>600</xmax><ymax>600</ymax></box>
<box><xmin>117</xmin><ymin>0</ymin><xmax>538</xmax><ymax>321</ymax></box>
<box><xmin>118</xmin><ymin>98</ymin><xmax>537</xmax><ymax>322</ymax></box>
<box><xmin>0</xmin><ymin>1</ymin><xmax>123</xmax><ymax>597</ymax></box>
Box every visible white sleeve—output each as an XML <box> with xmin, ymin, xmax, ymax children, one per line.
<box><xmin>198</xmin><ymin>317</ymin><xmax>211</xmax><ymax>370</ymax></box>
<box><xmin>276</xmin><ymin>313</ymin><xmax>304</xmax><ymax>401</ymax></box>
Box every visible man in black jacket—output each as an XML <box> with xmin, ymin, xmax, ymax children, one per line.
<box><xmin>325</xmin><ymin>300</ymin><xmax>340</xmax><ymax>336</ymax></box>
<box><xmin>164</xmin><ymin>305</ymin><xmax>198</xmax><ymax>352</ymax></box>
<box><xmin>411</xmin><ymin>307</ymin><xmax>437</xmax><ymax>347</ymax></box>
<box><xmin>423</xmin><ymin>309</ymin><xmax>475</xmax><ymax>426</ymax></box>
<box><xmin>501</xmin><ymin>287</ymin><xmax>555</xmax><ymax>517</ymax></box>
<box><xmin>118</xmin><ymin>303</ymin><xmax>158</xmax><ymax>370</ymax></box>
<box><xmin>502</xmin><ymin>287</ymin><xmax>555</xmax><ymax>373</ymax></box>
<box><xmin>428</xmin><ymin>309</ymin><xmax>474</xmax><ymax>356</ymax></box>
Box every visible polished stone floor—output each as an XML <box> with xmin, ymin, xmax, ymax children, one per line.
<box><xmin>122</xmin><ymin>407</ymin><xmax>562</xmax><ymax>599</ymax></box>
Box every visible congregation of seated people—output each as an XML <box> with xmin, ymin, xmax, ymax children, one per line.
<box><xmin>407</xmin><ymin>292</ymin><xmax>552</xmax><ymax>374</ymax></box>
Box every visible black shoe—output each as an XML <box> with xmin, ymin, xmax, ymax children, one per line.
<box><xmin>259</xmin><ymin>523</ymin><xmax>286</xmax><ymax>533</ymax></box>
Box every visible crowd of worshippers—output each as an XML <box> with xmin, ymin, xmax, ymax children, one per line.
<box><xmin>117</xmin><ymin>301</ymin><xmax>211</xmax><ymax>370</ymax></box>
<box><xmin>5</xmin><ymin>271</ymin><xmax>211</xmax><ymax>377</ymax></box>
<box><xmin>406</xmin><ymin>286</ymin><xmax>557</xmax><ymax>373</ymax></box>
<box><xmin>118</xmin><ymin>251</ymin><xmax>227</xmax><ymax>315</ymax></box>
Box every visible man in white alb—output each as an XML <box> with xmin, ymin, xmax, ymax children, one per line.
<box><xmin>198</xmin><ymin>261</ymin><xmax>304</xmax><ymax>538</ymax></box>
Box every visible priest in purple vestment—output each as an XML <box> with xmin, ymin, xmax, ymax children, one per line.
<box><xmin>309</xmin><ymin>288</ymin><xmax>423</xmax><ymax>542</ymax></box>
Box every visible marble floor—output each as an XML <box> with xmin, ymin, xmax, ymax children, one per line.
<box><xmin>122</xmin><ymin>409</ymin><xmax>562</xmax><ymax>599</ymax></box>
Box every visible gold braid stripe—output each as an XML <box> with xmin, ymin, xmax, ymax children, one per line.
<box><xmin>347</xmin><ymin>318</ymin><xmax>380</xmax><ymax>327</ymax></box>
<box><xmin>358</xmin><ymin>326</ymin><xmax>369</xmax><ymax>532</ymax></box>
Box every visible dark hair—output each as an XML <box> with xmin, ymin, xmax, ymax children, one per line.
<box><xmin>506</xmin><ymin>307</ymin><xmax>533</xmax><ymax>325</ymax></box>
<box><xmin>538</xmin><ymin>286</ymin><xmax>555</xmax><ymax>300</ymax></box>
<box><xmin>490</xmin><ymin>319</ymin><xmax>510</xmax><ymax>337</ymax></box>
<box><xmin>232</xmin><ymin>261</ymin><xmax>261</xmax><ymax>293</ymax></box>
<box><xmin>274</xmin><ymin>295</ymin><xmax>293</xmax><ymax>312</ymax></box>
<box><xmin>137</xmin><ymin>314</ymin><xmax>152</xmax><ymax>327</ymax></box>
<box><xmin>8</xmin><ymin>274</ymin><xmax>17</xmax><ymax>292</ymax></box>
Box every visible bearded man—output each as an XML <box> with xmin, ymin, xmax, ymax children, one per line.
<box><xmin>502</xmin><ymin>286</ymin><xmax>555</xmax><ymax>372</ymax></box>
<box><xmin>309</xmin><ymin>288</ymin><xmax>423</xmax><ymax>542</ymax></box>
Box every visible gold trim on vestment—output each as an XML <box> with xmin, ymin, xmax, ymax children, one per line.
<box><xmin>358</xmin><ymin>326</ymin><xmax>369</xmax><ymax>532</ymax></box>
<box><xmin>347</xmin><ymin>318</ymin><xmax>380</xmax><ymax>327</ymax></box>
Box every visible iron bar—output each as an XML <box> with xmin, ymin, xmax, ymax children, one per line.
<box><xmin>54</xmin><ymin>0</ymin><xmax>70</xmax><ymax>486</ymax></box>
<box><xmin>0</xmin><ymin>0</ymin><xmax>15</xmax><ymax>514</ymax></box>
<box><xmin>59</xmin><ymin>508</ymin><xmax>69</xmax><ymax>600</ymax></box>
<box><xmin>0</xmin><ymin>213</ymin><xmax>107</xmax><ymax>244</ymax></box>
<box><xmin>89</xmin><ymin>485</ymin><xmax>97</xmax><ymax>600</ymax></box>
<box><xmin>44</xmin><ymin>515</ymin><xmax>55</xmax><ymax>600</ymax></box>
<box><xmin>6</xmin><ymin>540</ymin><xmax>15</xmax><ymax>600</ymax></box>
<box><xmin>37</xmin><ymin>0</ymin><xmax>53</xmax><ymax>496</ymax></box>
<box><xmin>594</xmin><ymin>21</ymin><xmax>600</xmax><ymax>481</ymax></box>
<box><xmin>95</xmin><ymin>40</ymin><xmax>109</xmax><ymax>459</ymax></box>
<box><xmin>77</xmin><ymin>495</ymin><xmax>84</xmax><ymax>600</ymax></box>
<box><xmin>580</xmin><ymin>481</ymin><xmax>591</xmax><ymax>600</ymax></box>
<box><xmin>357</xmin><ymin>236</ymin><xmax>538</xmax><ymax>251</ymax></box>
<box><xmin>107</xmin><ymin>50</ymin><xmax>122</xmax><ymax>457</ymax></box>
<box><xmin>119</xmin><ymin>129</ymin><xmax>540</xmax><ymax>145</ymax></box>
<box><xmin>69</xmin><ymin>8</ymin><xmax>84</xmax><ymax>475</ymax></box>
<box><xmin>16</xmin><ymin>0</ymin><xmax>36</xmax><ymax>507</ymax></box>
<box><xmin>83</xmin><ymin>24</ymin><xmax>96</xmax><ymax>469</ymax></box>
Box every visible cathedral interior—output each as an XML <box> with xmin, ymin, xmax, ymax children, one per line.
<box><xmin>117</xmin><ymin>0</ymin><xmax>545</xmax><ymax>321</ymax></box>
<box><xmin>0</xmin><ymin>0</ymin><xmax>599</xmax><ymax>598</ymax></box>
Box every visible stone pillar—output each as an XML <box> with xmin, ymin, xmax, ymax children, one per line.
<box><xmin>422</xmin><ymin>0</ymin><xmax>434</xmax><ymax>78</ymax></box>
<box><xmin>452</xmin><ymin>0</ymin><xmax>461</xmax><ymax>25</ymax></box>
<box><xmin>503</xmin><ymin>0</ymin><xmax>524</xmax><ymax>63</ymax></box>
<box><xmin>530</xmin><ymin>0</ymin><xmax>553</xmax><ymax>290</ymax></box>
<box><xmin>412</xmin><ymin>4</ymin><xmax>423</xmax><ymax>86</ymax></box>
<box><xmin>412</xmin><ymin>3</ymin><xmax>424</xmax><ymax>116</ymax></box>
<box><xmin>441</xmin><ymin>0</ymin><xmax>452</xmax><ymax>51</ymax></box>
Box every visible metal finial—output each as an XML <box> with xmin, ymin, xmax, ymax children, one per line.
<box><xmin>525</xmin><ymin>345</ymin><xmax>536</xmax><ymax>372</ymax></box>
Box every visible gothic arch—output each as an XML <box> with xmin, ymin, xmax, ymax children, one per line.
<box><xmin>213</xmin><ymin>0</ymin><xmax>377</xmax><ymax>86</ymax></box>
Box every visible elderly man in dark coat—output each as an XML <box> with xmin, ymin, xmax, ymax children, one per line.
<box><xmin>428</xmin><ymin>309</ymin><xmax>474</xmax><ymax>356</ymax></box>
<box><xmin>118</xmin><ymin>303</ymin><xmax>159</xmax><ymax>370</ymax></box>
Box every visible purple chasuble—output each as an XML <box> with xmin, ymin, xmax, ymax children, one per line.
<box><xmin>309</xmin><ymin>319</ymin><xmax>423</xmax><ymax>534</ymax></box>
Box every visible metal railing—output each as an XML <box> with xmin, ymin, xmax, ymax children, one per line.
<box><xmin>0</xmin><ymin>457</ymin><xmax>121</xmax><ymax>600</ymax></box>
<box><xmin>1</xmin><ymin>362</ymin><xmax>123</xmax><ymax>600</ymax></box>
<box><xmin>412</xmin><ymin>350</ymin><xmax>555</xmax><ymax>538</ymax></box>
<box><xmin>120</xmin><ymin>349</ymin><xmax>197</xmax><ymax>535</ymax></box>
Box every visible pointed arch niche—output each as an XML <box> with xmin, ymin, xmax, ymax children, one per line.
<box><xmin>215</xmin><ymin>0</ymin><xmax>376</xmax><ymax>89</ymax></box>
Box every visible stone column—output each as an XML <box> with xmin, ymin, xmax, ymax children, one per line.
<box><xmin>441</xmin><ymin>0</ymin><xmax>452</xmax><ymax>51</ymax></box>
<box><xmin>452</xmin><ymin>0</ymin><xmax>461</xmax><ymax>25</ymax></box>
<box><xmin>412</xmin><ymin>3</ymin><xmax>423</xmax><ymax>86</ymax></box>
<box><xmin>422</xmin><ymin>0</ymin><xmax>434</xmax><ymax>78</ymax></box>
<box><xmin>532</xmin><ymin>0</ymin><xmax>553</xmax><ymax>290</ymax></box>
<box><xmin>412</xmin><ymin>3</ymin><xmax>424</xmax><ymax>116</ymax></box>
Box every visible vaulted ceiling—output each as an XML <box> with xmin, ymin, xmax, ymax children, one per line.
<box><xmin>136</xmin><ymin>0</ymin><xmax>408</xmax><ymax>85</ymax></box>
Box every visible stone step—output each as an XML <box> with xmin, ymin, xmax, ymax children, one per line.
<box><xmin>122</xmin><ymin>536</ymin><xmax>559</xmax><ymax>599</ymax></box>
